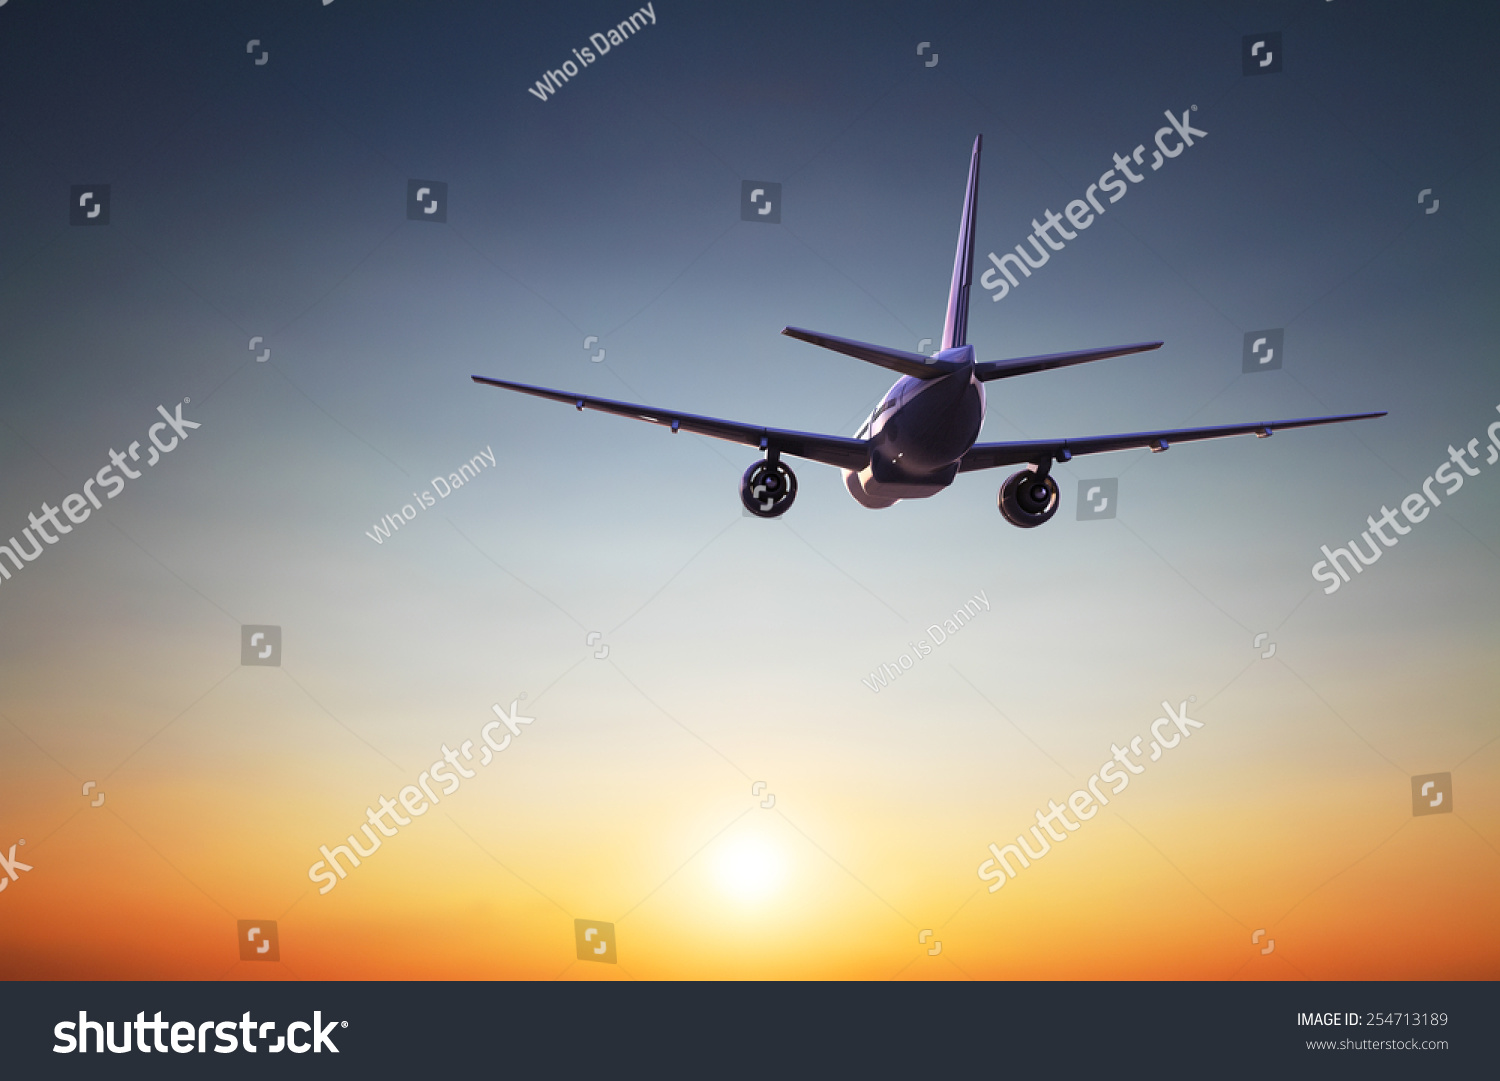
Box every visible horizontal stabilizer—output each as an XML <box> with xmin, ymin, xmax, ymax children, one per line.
<box><xmin>974</xmin><ymin>341</ymin><xmax>1163</xmax><ymax>382</ymax></box>
<box><xmin>782</xmin><ymin>327</ymin><xmax>966</xmax><ymax>380</ymax></box>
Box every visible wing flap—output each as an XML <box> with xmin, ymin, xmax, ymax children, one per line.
<box><xmin>472</xmin><ymin>376</ymin><xmax>871</xmax><ymax>470</ymax></box>
<box><xmin>957</xmin><ymin>412</ymin><xmax>1387</xmax><ymax>472</ymax></box>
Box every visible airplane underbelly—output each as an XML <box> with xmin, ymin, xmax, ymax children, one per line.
<box><xmin>843</xmin><ymin>468</ymin><xmax>901</xmax><ymax>508</ymax></box>
<box><xmin>842</xmin><ymin>459</ymin><xmax>960</xmax><ymax>508</ymax></box>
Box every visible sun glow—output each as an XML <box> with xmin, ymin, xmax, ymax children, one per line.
<box><xmin>714</xmin><ymin>834</ymin><xmax>786</xmax><ymax>903</ymax></box>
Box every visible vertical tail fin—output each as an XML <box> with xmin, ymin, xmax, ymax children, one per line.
<box><xmin>940</xmin><ymin>134</ymin><xmax>982</xmax><ymax>352</ymax></box>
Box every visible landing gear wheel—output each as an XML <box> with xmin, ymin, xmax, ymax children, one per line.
<box><xmin>998</xmin><ymin>468</ymin><xmax>1059</xmax><ymax>528</ymax></box>
<box><xmin>740</xmin><ymin>459</ymin><xmax>798</xmax><ymax>518</ymax></box>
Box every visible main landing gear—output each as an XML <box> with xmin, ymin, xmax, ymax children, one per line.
<box><xmin>998</xmin><ymin>461</ymin><xmax>1060</xmax><ymax>528</ymax></box>
<box><xmin>740</xmin><ymin>452</ymin><xmax>798</xmax><ymax>518</ymax></box>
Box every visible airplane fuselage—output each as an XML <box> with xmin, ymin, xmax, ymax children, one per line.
<box><xmin>844</xmin><ymin>346</ymin><xmax>986</xmax><ymax>508</ymax></box>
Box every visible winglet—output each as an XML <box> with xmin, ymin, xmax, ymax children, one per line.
<box><xmin>941</xmin><ymin>135</ymin><xmax>982</xmax><ymax>351</ymax></box>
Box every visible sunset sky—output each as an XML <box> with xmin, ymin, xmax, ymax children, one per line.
<box><xmin>1</xmin><ymin>0</ymin><xmax>1496</xmax><ymax>980</ymax></box>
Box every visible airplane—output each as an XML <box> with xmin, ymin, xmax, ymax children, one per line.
<box><xmin>473</xmin><ymin>135</ymin><xmax>1384</xmax><ymax>527</ymax></box>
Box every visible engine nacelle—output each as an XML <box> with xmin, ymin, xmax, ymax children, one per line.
<box><xmin>741</xmin><ymin>459</ymin><xmax>797</xmax><ymax>517</ymax></box>
<box><xmin>998</xmin><ymin>468</ymin><xmax>1059</xmax><ymax>528</ymax></box>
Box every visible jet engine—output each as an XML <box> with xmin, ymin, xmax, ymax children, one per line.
<box><xmin>998</xmin><ymin>467</ymin><xmax>1058</xmax><ymax>528</ymax></box>
<box><xmin>741</xmin><ymin>458</ymin><xmax>798</xmax><ymax>518</ymax></box>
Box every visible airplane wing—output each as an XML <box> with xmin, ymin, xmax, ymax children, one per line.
<box><xmin>957</xmin><ymin>412</ymin><xmax>1387</xmax><ymax>472</ymax></box>
<box><xmin>471</xmin><ymin>376</ymin><xmax>870</xmax><ymax>470</ymax></box>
